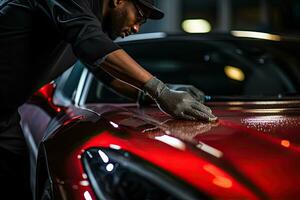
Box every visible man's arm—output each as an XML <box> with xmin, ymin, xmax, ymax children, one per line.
<box><xmin>99</xmin><ymin>49</ymin><xmax>153</xmax><ymax>89</ymax></box>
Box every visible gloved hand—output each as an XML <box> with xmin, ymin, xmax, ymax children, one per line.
<box><xmin>144</xmin><ymin>77</ymin><xmax>217</xmax><ymax>121</ymax></box>
<box><xmin>166</xmin><ymin>84</ymin><xmax>205</xmax><ymax>103</ymax></box>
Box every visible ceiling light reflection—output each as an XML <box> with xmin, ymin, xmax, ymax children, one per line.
<box><xmin>110</xmin><ymin>121</ymin><xmax>119</xmax><ymax>128</ymax></box>
<box><xmin>182</xmin><ymin>19</ymin><xmax>211</xmax><ymax>33</ymax></box>
<box><xmin>213</xmin><ymin>176</ymin><xmax>233</xmax><ymax>189</ymax></box>
<box><xmin>106</xmin><ymin>163</ymin><xmax>114</xmax><ymax>172</ymax></box>
<box><xmin>243</xmin><ymin>115</ymin><xmax>285</xmax><ymax>123</ymax></box>
<box><xmin>197</xmin><ymin>142</ymin><xmax>223</xmax><ymax>158</ymax></box>
<box><xmin>82</xmin><ymin>173</ymin><xmax>87</xmax><ymax>179</ymax></box>
<box><xmin>109</xmin><ymin>144</ymin><xmax>121</xmax><ymax>150</ymax></box>
<box><xmin>155</xmin><ymin>135</ymin><xmax>186</xmax><ymax>150</ymax></box>
<box><xmin>98</xmin><ymin>150</ymin><xmax>109</xmax><ymax>163</ymax></box>
<box><xmin>231</xmin><ymin>31</ymin><xmax>281</xmax><ymax>41</ymax></box>
<box><xmin>84</xmin><ymin>191</ymin><xmax>92</xmax><ymax>200</ymax></box>
<box><xmin>281</xmin><ymin>140</ymin><xmax>290</xmax><ymax>148</ymax></box>
<box><xmin>203</xmin><ymin>164</ymin><xmax>233</xmax><ymax>189</ymax></box>
<box><xmin>80</xmin><ymin>180</ymin><xmax>89</xmax><ymax>186</ymax></box>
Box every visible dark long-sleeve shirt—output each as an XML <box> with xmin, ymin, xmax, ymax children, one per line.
<box><xmin>0</xmin><ymin>0</ymin><xmax>120</xmax><ymax>115</ymax></box>
<box><xmin>0</xmin><ymin>0</ymin><xmax>120</xmax><ymax>153</ymax></box>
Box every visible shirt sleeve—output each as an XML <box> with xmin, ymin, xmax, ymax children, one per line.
<box><xmin>36</xmin><ymin>0</ymin><xmax>120</xmax><ymax>66</ymax></box>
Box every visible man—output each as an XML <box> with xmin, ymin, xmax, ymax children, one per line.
<box><xmin>0</xmin><ymin>0</ymin><xmax>217</xmax><ymax>198</ymax></box>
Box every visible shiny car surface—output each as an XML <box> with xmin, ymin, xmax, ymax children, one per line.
<box><xmin>20</xmin><ymin>33</ymin><xmax>300</xmax><ymax>200</ymax></box>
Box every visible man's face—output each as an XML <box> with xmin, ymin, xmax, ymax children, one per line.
<box><xmin>103</xmin><ymin>0</ymin><xmax>150</xmax><ymax>40</ymax></box>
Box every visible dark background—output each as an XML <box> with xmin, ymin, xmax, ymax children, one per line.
<box><xmin>140</xmin><ymin>0</ymin><xmax>300</xmax><ymax>35</ymax></box>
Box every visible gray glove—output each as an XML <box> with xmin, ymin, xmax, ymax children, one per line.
<box><xmin>144</xmin><ymin>77</ymin><xmax>217</xmax><ymax>121</ymax></box>
<box><xmin>166</xmin><ymin>84</ymin><xmax>205</xmax><ymax>103</ymax></box>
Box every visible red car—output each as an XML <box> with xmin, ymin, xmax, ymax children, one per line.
<box><xmin>20</xmin><ymin>33</ymin><xmax>300</xmax><ymax>200</ymax></box>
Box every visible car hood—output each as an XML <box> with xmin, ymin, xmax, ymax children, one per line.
<box><xmin>84</xmin><ymin>101</ymin><xmax>300</xmax><ymax>199</ymax></box>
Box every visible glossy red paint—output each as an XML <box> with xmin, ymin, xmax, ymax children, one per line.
<box><xmin>34</xmin><ymin>82</ymin><xmax>63</xmax><ymax>113</ymax></box>
<box><xmin>82</xmin><ymin>103</ymin><xmax>300</xmax><ymax>199</ymax></box>
<box><xmin>36</xmin><ymin>101</ymin><xmax>300</xmax><ymax>199</ymax></box>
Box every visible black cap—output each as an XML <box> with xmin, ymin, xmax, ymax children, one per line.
<box><xmin>137</xmin><ymin>0</ymin><xmax>164</xmax><ymax>19</ymax></box>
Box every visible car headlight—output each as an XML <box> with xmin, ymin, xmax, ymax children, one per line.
<box><xmin>82</xmin><ymin>148</ymin><xmax>207</xmax><ymax>200</ymax></box>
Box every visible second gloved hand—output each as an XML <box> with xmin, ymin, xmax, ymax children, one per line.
<box><xmin>144</xmin><ymin>77</ymin><xmax>217</xmax><ymax>121</ymax></box>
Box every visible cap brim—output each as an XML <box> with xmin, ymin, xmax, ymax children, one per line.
<box><xmin>139</xmin><ymin>1</ymin><xmax>164</xmax><ymax>20</ymax></box>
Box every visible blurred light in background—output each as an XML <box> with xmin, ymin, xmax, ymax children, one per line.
<box><xmin>224</xmin><ymin>66</ymin><xmax>245</xmax><ymax>81</ymax></box>
<box><xmin>231</xmin><ymin>31</ymin><xmax>281</xmax><ymax>41</ymax></box>
<box><xmin>182</xmin><ymin>19</ymin><xmax>212</xmax><ymax>33</ymax></box>
<box><xmin>141</xmin><ymin>1</ymin><xmax>300</xmax><ymax>35</ymax></box>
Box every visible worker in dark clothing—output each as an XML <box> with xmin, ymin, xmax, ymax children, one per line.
<box><xmin>0</xmin><ymin>0</ymin><xmax>217</xmax><ymax>198</ymax></box>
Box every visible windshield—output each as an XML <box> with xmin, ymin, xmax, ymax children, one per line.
<box><xmin>122</xmin><ymin>36</ymin><xmax>300</xmax><ymax>100</ymax></box>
